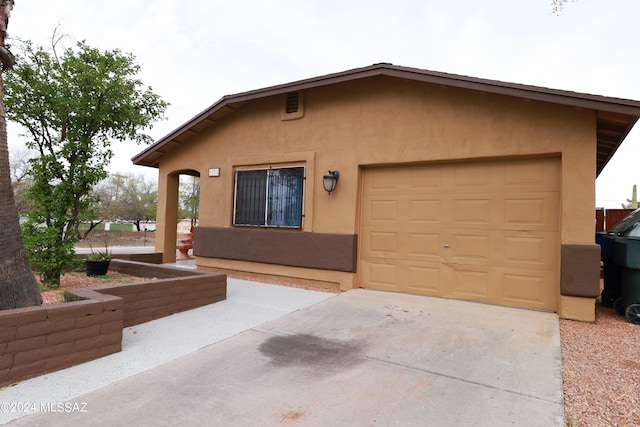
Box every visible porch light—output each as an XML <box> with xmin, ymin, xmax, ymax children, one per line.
<box><xmin>323</xmin><ymin>170</ymin><xmax>340</xmax><ymax>195</ymax></box>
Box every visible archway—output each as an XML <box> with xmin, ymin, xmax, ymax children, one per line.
<box><xmin>157</xmin><ymin>169</ymin><xmax>200</xmax><ymax>263</ymax></box>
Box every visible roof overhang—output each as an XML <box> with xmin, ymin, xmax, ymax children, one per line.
<box><xmin>133</xmin><ymin>63</ymin><xmax>640</xmax><ymax>176</ymax></box>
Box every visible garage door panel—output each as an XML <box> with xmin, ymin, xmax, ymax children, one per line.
<box><xmin>505</xmin><ymin>160</ymin><xmax>545</xmax><ymax>185</ymax></box>
<box><xmin>367</xmin><ymin>168</ymin><xmax>400</xmax><ymax>191</ymax></box>
<box><xmin>503</xmin><ymin>157</ymin><xmax>561</xmax><ymax>191</ymax></box>
<box><xmin>498</xmin><ymin>268</ymin><xmax>557</xmax><ymax>310</ymax></box>
<box><xmin>503</xmin><ymin>235</ymin><xmax>545</xmax><ymax>264</ymax></box>
<box><xmin>408</xmin><ymin>199</ymin><xmax>441</xmax><ymax>223</ymax></box>
<box><xmin>361</xmin><ymin>227</ymin><xmax>399</xmax><ymax>259</ymax></box>
<box><xmin>368</xmin><ymin>231</ymin><xmax>398</xmax><ymax>255</ymax></box>
<box><xmin>364</xmin><ymin>165</ymin><xmax>446</xmax><ymax>195</ymax></box>
<box><xmin>503</xmin><ymin>198</ymin><xmax>546</xmax><ymax>227</ymax></box>
<box><xmin>367</xmin><ymin>200</ymin><xmax>399</xmax><ymax>222</ymax></box>
<box><xmin>448</xmin><ymin>232</ymin><xmax>491</xmax><ymax>263</ymax></box>
<box><xmin>408</xmin><ymin>232</ymin><xmax>441</xmax><ymax>258</ymax></box>
<box><xmin>362</xmin><ymin>227</ymin><xmax>444</xmax><ymax>261</ymax></box>
<box><xmin>502</xmin><ymin>193</ymin><xmax>560</xmax><ymax>231</ymax></box>
<box><xmin>362</xmin><ymin>259</ymin><xmax>445</xmax><ymax>295</ymax></box>
<box><xmin>452</xmin><ymin>198</ymin><xmax>491</xmax><ymax>225</ymax></box>
<box><xmin>449</xmin><ymin>266</ymin><xmax>490</xmax><ymax>299</ymax></box>
<box><xmin>405</xmin><ymin>263</ymin><xmax>442</xmax><ymax>295</ymax></box>
<box><xmin>360</xmin><ymin>157</ymin><xmax>560</xmax><ymax>312</ymax></box>
<box><xmin>451</xmin><ymin>163</ymin><xmax>491</xmax><ymax>189</ymax></box>
<box><xmin>503</xmin><ymin>273</ymin><xmax>544</xmax><ymax>304</ymax></box>
<box><xmin>361</xmin><ymin>260</ymin><xmax>398</xmax><ymax>291</ymax></box>
<box><xmin>408</xmin><ymin>166</ymin><xmax>443</xmax><ymax>190</ymax></box>
<box><xmin>366</xmin><ymin>197</ymin><xmax>444</xmax><ymax>224</ymax></box>
<box><xmin>501</xmin><ymin>231</ymin><xmax>560</xmax><ymax>269</ymax></box>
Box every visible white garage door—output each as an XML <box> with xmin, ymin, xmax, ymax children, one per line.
<box><xmin>359</xmin><ymin>157</ymin><xmax>560</xmax><ymax>311</ymax></box>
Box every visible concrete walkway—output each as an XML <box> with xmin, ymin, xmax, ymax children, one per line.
<box><xmin>0</xmin><ymin>278</ymin><xmax>334</xmax><ymax>425</ymax></box>
<box><xmin>1</xmin><ymin>281</ymin><xmax>564</xmax><ymax>426</ymax></box>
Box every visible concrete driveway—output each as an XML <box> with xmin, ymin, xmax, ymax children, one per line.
<box><xmin>3</xmin><ymin>282</ymin><xmax>564</xmax><ymax>426</ymax></box>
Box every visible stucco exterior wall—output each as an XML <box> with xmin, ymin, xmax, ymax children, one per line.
<box><xmin>154</xmin><ymin>76</ymin><xmax>597</xmax><ymax>306</ymax></box>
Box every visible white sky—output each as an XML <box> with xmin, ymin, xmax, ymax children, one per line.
<box><xmin>6</xmin><ymin>0</ymin><xmax>640</xmax><ymax>208</ymax></box>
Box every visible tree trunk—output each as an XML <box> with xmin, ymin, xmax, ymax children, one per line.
<box><xmin>0</xmin><ymin>72</ymin><xmax>42</xmax><ymax>310</ymax></box>
<box><xmin>80</xmin><ymin>220</ymin><xmax>103</xmax><ymax>240</ymax></box>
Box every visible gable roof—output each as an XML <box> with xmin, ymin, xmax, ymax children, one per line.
<box><xmin>132</xmin><ymin>63</ymin><xmax>640</xmax><ymax>176</ymax></box>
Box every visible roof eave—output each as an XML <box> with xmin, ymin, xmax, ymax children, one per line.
<box><xmin>132</xmin><ymin>63</ymin><xmax>640</xmax><ymax>171</ymax></box>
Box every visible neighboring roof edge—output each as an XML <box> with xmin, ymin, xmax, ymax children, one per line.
<box><xmin>132</xmin><ymin>63</ymin><xmax>640</xmax><ymax>171</ymax></box>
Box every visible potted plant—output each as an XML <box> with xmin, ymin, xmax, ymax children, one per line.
<box><xmin>85</xmin><ymin>225</ymin><xmax>112</xmax><ymax>276</ymax></box>
<box><xmin>85</xmin><ymin>250</ymin><xmax>112</xmax><ymax>276</ymax></box>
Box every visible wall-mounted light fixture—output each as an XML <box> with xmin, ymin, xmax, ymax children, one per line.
<box><xmin>323</xmin><ymin>170</ymin><xmax>340</xmax><ymax>195</ymax></box>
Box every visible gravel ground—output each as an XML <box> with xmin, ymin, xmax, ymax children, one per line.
<box><xmin>40</xmin><ymin>272</ymin><xmax>152</xmax><ymax>305</ymax></box>
<box><xmin>560</xmin><ymin>301</ymin><xmax>640</xmax><ymax>426</ymax></box>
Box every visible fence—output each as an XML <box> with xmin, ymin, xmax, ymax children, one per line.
<box><xmin>596</xmin><ymin>208</ymin><xmax>634</xmax><ymax>232</ymax></box>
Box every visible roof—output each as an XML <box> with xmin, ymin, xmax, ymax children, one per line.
<box><xmin>132</xmin><ymin>63</ymin><xmax>640</xmax><ymax>176</ymax></box>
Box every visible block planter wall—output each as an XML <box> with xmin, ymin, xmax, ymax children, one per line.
<box><xmin>98</xmin><ymin>260</ymin><xmax>227</xmax><ymax>327</ymax></box>
<box><xmin>0</xmin><ymin>260</ymin><xmax>226</xmax><ymax>387</ymax></box>
<box><xmin>0</xmin><ymin>291</ymin><xmax>123</xmax><ymax>388</ymax></box>
<box><xmin>79</xmin><ymin>252</ymin><xmax>164</xmax><ymax>264</ymax></box>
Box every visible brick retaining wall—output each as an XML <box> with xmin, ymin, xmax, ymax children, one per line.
<box><xmin>0</xmin><ymin>260</ymin><xmax>226</xmax><ymax>387</ymax></box>
<box><xmin>78</xmin><ymin>252</ymin><xmax>164</xmax><ymax>264</ymax></box>
<box><xmin>0</xmin><ymin>291</ymin><xmax>123</xmax><ymax>387</ymax></box>
<box><xmin>111</xmin><ymin>252</ymin><xmax>163</xmax><ymax>264</ymax></box>
<box><xmin>99</xmin><ymin>260</ymin><xmax>227</xmax><ymax>327</ymax></box>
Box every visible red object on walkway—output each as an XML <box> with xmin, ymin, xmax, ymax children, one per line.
<box><xmin>176</xmin><ymin>225</ymin><xmax>194</xmax><ymax>260</ymax></box>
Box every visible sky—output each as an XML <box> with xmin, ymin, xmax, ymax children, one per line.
<box><xmin>6</xmin><ymin>0</ymin><xmax>640</xmax><ymax>208</ymax></box>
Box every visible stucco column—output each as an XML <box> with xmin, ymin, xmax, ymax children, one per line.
<box><xmin>156</xmin><ymin>172</ymin><xmax>179</xmax><ymax>263</ymax></box>
<box><xmin>558</xmin><ymin>131</ymin><xmax>599</xmax><ymax>322</ymax></box>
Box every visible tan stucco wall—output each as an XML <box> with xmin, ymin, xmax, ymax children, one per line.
<box><xmin>156</xmin><ymin>173</ymin><xmax>179</xmax><ymax>263</ymax></box>
<box><xmin>559</xmin><ymin>295</ymin><xmax>596</xmax><ymax>322</ymax></box>
<box><xmin>153</xmin><ymin>76</ymin><xmax>598</xmax><ymax>303</ymax></box>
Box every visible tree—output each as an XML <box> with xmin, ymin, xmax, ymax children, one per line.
<box><xmin>552</xmin><ymin>0</ymin><xmax>575</xmax><ymax>14</ymax></box>
<box><xmin>0</xmin><ymin>0</ymin><xmax>43</xmax><ymax>310</ymax></box>
<box><xmin>622</xmin><ymin>184</ymin><xmax>638</xmax><ymax>209</ymax></box>
<box><xmin>9</xmin><ymin>146</ymin><xmax>33</xmax><ymax>214</ymax></box>
<box><xmin>5</xmin><ymin>33</ymin><xmax>168</xmax><ymax>287</ymax></box>
<box><xmin>179</xmin><ymin>175</ymin><xmax>200</xmax><ymax>227</ymax></box>
<box><xmin>86</xmin><ymin>173</ymin><xmax>127</xmax><ymax>236</ymax></box>
<box><xmin>120</xmin><ymin>174</ymin><xmax>157</xmax><ymax>231</ymax></box>
<box><xmin>90</xmin><ymin>172</ymin><xmax>157</xmax><ymax>232</ymax></box>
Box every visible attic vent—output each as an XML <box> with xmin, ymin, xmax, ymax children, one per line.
<box><xmin>281</xmin><ymin>91</ymin><xmax>304</xmax><ymax>120</ymax></box>
<box><xmin>285</xmin><ymin>92</ymin><xmax>299</xmax><ymax>114</ymax></box>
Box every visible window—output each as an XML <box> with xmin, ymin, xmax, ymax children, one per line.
<box><xmin>233</xmin><ymin>167</ymin><xmax>304</xmax><ymax>228</ymax></box>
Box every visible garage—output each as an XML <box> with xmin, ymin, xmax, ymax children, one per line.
<box><xmin>359</xmin><ymin>157</ymin><xmax>560</xmax><ymax>311</ymax></box>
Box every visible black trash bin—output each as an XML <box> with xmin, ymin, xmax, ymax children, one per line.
<box><xmin>615</xmin><ymin>237</ymin><xmax>640</xmax><ymax>323</ymax></box>
<box><xmin>607</xmin><ymin>208</ymin><xmax>640</xmax><ymax>323</ymax></box>
<box><xmin>596</xmin><ymin>231</ymin><xmax>620</xmax><ymax>307</ymax></box>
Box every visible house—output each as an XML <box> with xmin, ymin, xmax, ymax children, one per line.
<box><xmin>133</xmin><ymin>63</ymin><xmax>640</xmax><ymax>321</ymax></box>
